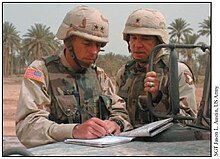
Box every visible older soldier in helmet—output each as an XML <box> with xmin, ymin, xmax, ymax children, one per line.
<box><xmin>116</xmin><ymin>8</ymin><xmax>197</xmax><ymax>128</ymax></box>
<box><xmin>16</xmin><ymin>5</ymin><xmax>132</xmax><ymax>148</ymax></box>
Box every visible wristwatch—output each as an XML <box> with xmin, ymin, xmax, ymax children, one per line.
<box><xmin>112</xmin><ymin>119</ymin><xmax>124</xmax><ymax>132</ymax></box>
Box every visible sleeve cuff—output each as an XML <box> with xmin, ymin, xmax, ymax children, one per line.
<box><xmin>49</xmin><ymin>123</ymin><xmax>77</xmax><ymax>141</ymax></box>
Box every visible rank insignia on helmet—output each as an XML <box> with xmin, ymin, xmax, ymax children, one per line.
<box><xmin>123</xmin><ymin>8</ymin><xmax>169</xmax><ymax>44</ymax></box>
<box><xmin>24</xmin><ymin>68</ymin><xmax>44</xmax><ymax>83</ymax></box>
<box><xmin>133</xmin><ymin>18</ymin><xmax>141</xmax><ymax>27</ymax></box>
<box><xmin>92</xmin><ymin>24</ymin><xmax>99</xmax><ymax>31</ymax></box>
<box><xmin>56</xmin><ymin>5</ymin><xmax>109</xmax><ymax>45</ymax></box>
<box><xmin>100</xmin><ymin>26</ymin><xmax>105</xmax><ymax>33</ymax></box>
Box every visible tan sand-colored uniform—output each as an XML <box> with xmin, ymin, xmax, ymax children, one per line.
<box><xmin>116</xmin><ymin>49</ymin><xmax>197</xmax><ymax>128</ymax></box>
<box><xmin>16</xmin><ymin>51</ymin><xmax>132</xmax><ymax>148</ymax></box>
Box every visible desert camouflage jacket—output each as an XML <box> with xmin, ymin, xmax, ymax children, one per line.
<box><xmin>16</xmin><ymin>51</ymin><xmax>132</xmax><ymax>148</ymax></box>
<box><xmin>116</xmin><ymin>49</ymin><xmax>197</xmax><ymax>128</ymax></box>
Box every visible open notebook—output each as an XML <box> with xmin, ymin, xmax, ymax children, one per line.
<box><xmin>64</xmin><ymin>118</ymin><xmax>173</xmax><ymax>147</ymax></box>
<box><xmin>64</xmin><ymin>136</ymin><xmax>134</xmax><ymax>148</ymax></box>
<box><xmin>120</xmin><ymin>117</ymin><xmax>173</xmax><ymax>137</ymax></box>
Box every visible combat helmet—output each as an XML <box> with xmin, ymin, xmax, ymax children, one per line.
<box><xmin>123</xmin><ymin>8</ymin><xmax>169</xmax><ymax>44</ymax></box>
<box><xmin>56</xmin><ymin>5</ymin><xmax>109</xmax><ymax>46</ymax></box>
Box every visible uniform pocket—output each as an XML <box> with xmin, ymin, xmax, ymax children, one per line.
<box><xmin>54</xmin><ymin>95</ymin><xmax>78</xmax><ymax>122</ymax></box>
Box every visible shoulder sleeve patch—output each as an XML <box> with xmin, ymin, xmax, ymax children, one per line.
<box><xmin>24</xmin><ymin>67</ymin><xmax>44</xmax><ymax>83</ymax></box>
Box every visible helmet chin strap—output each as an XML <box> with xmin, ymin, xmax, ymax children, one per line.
<box><xmin>126</xmin><ymin>40</ymin><xmax>131</xmax><ymax>53</ymax></box>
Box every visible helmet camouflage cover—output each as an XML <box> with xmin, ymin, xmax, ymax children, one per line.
<box><xmin>56</xmin><ymin>5</ymin><xmax>109</xmax><ymax>45</ymax></box>
<box><xmin>123</xmin><ymin>8</ymin><xmax>169</xmax><ymax>44</ymax></box>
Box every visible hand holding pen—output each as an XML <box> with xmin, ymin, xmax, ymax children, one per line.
<box><xmin>72</xmin><ymin>117</ymin><xmax>120</xmax><ymax>139</ymax></box>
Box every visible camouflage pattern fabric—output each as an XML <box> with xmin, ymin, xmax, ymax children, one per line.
<box><xmin>16</xmin><ymin>51</ymin><xmax>132</xmax><ymax>148</ymax></box>
<box><xmin>116</xmin><ymin>49</ymin><xmax>197</xmax><ymax>128</ymax></box>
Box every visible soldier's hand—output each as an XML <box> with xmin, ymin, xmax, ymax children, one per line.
<box><xmin>72</xmin><ymin>117</ymin><xmax>108</xmax><ymax>139</ymax></box>
<box><xmin>103</xmin><ymin>120</ymin><xmax>121</xmax><ymax>135</ymax></box>
<box><xmin>144</xmin><ymin>71</ymin><xmax>160</xmax><ymax>97</ymax></box>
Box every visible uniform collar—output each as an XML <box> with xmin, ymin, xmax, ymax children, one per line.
<box><xmin>59</xmin><ymin>49</ymin><xmax>75</xmax><ymax>72</ymax></box>
<box><xmin>154</xmin><ymin>48</ymin><xmax>169</xmax><ymax>64</ymax></box>
<box><xmin>59</xmin><ymin>49</ymin><xmax>87</xmax><ymax>73</ymax></box>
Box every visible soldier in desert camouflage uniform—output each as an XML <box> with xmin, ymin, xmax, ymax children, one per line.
<box><xmin>116</xmin><ymin>8</ymin><xmax>197</xmax><ymax>128</ymax></box>
<box><xmin>16</xmin><ymin>5</ymin><xmax>132</xmax><ymax>148</ymax></box>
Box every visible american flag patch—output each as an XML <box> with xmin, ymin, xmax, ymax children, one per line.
<box><xmin>24</xmin><ymin>68</ymin><xmax>44</xmax><ymax>82</ymax></box>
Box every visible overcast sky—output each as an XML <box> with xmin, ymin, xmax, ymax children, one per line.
<box><xmin>3</xmin><ymin>2</ymin><xmax>210</xmax><ymax>55</ymax></box>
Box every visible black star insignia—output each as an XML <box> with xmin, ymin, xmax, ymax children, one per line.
<box><xmin>136</xmin><ymin>18</ymin><xmax>140</xmax><ymax>23</ymax></box>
